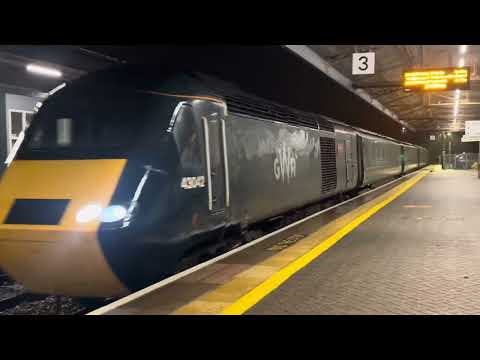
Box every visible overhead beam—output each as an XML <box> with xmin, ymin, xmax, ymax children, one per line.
<box><xmin>428</xmin><ymin>102</ymin><xmax>480</xmax><ymax>106</ymax></box>
<box><xmin>382</xmin><ymin>92</ymin><xmax>416</xmax><ymax>105</ymax></box>
<box><xmin>77</xmin><ymin>47</ymin><xmax>127</xmax><ymax>64</ymax></box>
<box><xmin>401</xmin><ymin>115</ymin><xmax>478</xmax><ymax>122</ymax></box>
<box><xmin>352</xmin><ymin>81</ymin><xmax>402</xmax><ymax>89</ymax></box>
<box><xmin>396</xmin><ymin>105</ymin><xmax>426</xmax><ymax>116</ymax></box>
<box><xmin>283</xmin><ymin>45</ymin><xmax>415</xmax><ymax>132</ymax></box>
<box><xmin>407</xmin><ymin>118</ymin><xmax>436</xmax><ymax>123</ymax></box>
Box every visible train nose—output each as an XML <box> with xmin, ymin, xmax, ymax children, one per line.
<box><xmin>0</xmin><ymin>159</ymin><xmax>130</xmax><ymax>297</ymax></box>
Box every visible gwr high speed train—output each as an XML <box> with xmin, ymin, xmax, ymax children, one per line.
<box><xmin>0</xmin><ymin>66</ymin><xmax>428</xmax><ymax>298</ymax></box>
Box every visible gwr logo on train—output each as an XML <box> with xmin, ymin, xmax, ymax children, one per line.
<box><xmin>274</xmin><ymin>143</ymin><xmax>297</xmax><ymax>183</ymax></box>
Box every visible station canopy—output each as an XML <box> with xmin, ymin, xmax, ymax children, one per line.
<box><xmin>308</xmin><ymin>45</ymin><xmax>479</xmax><ymax>132</ymax></box>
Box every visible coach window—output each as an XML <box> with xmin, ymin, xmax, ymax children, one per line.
<box><xmin>56</xmin><ymin>118</ymin><xmax>73</xmax><ymax>146</ymax></box>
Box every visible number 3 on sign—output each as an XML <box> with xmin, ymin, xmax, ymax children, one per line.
<box><xmin>352</xmin><ymin>52</ymin><xmax>375</xmax><ymax>75</ymax></box>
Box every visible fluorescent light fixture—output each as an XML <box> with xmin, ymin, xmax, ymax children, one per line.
<box><xmin>48</xmin><ymin>82</ymin><xmax>66</xmax><ymax>96</ymax></box>
<box><xmin>26</xmin><ymin>64</ymin><xmax>62</xmax><ymax>78</ymax></box>
<box><xmin>458</xmin><ymin>58</ymin><xmax>465</xmax><ymax>67</ymax></box>
<box><xmin>455</xmin><ymin>89</ymin><xmax>460</xmax><ymax>99</ymax></box>
<box><xmin>460</xmin><ymin>45</ymin><xmax>468</xmax><ymax>54</ymax></box>
<box><xmin>35</xmin><ymin>102</ymin><xmax>43</xmax><ymax>109</ymax></box>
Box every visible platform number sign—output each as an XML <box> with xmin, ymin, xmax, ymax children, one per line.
<box><xmin>352</xmin><ymin>52</ymin><xmax>375</xmax><ymax>75</ymax></box>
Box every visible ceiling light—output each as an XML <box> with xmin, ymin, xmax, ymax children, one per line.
<box><xmin>458</xmin><ymin>58</ymin><xmax>465</xmax><ymax>67</ymax></box>
<box><xmin>460</xmin><ymin>45</ymin><xmax>468</xmax><ymax>54</ymax></box>
<box><xmin>26</xmin><ymin>64</ymin><xmax>62</xmax><ymax>78</ymax></box>
<box><xmin>48</xmin><ymin>82</ymin><xmax>66</xmax><ymax>96</ymax></box>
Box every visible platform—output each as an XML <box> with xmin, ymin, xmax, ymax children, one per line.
<box><xmin>92</xmin><ymin>167</ymin><xmax>460</xmax><ymax>315</ymax></box>
<box><xmin>91</xmin><ymin>165</ymin><xmax>480</xmax><ymax>315</ymax></box>
<box><xmin>250</xmin><ymin>168</ymin><xmax>480</xmax><ymax>315</ymax></box>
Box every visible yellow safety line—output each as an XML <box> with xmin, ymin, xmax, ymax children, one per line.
<box><xmin>220</xmin><ymin>170</ymin><xmax>430</xmax><ymax>315</ymax></box>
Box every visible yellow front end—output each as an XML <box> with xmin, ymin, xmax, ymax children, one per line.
<box><xmin>0</xmin><ymin>159</ymin><xmax>129</xmax><ymax>297</ymax></box>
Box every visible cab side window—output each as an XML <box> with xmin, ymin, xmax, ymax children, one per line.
<box><xmin>173</xmin><ymin>105</ymin><xmax>203</xmax><ymax>173</ymax></box>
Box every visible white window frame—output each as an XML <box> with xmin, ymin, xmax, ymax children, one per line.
<box><xmin>7</xmin><ymin>109</ymin><xmax>34</xmax><ymax>156</ymax></box>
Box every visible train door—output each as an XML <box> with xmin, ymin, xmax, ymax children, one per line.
<box><xmin>356</xmin><ymin>134</ymin><xmax>364</xmax><ymax>187</ymax></box>
<box><xmin>400</xmin><ymin>146</ymin><xmax>405</xmax><ymax>173</ymax></box>
<box><xmin>345</xmin><ymin>134</ymin><xmax>358</xmax><ymax>189</ymax></box>
<box><xmin>202</xmin><ymin>112</ymin><xmax>228</xmax><ymax>214</ymax></box>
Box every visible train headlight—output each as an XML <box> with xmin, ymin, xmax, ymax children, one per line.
<box><xmin>76</xmin><ymin>204</ymin><xmax>103</xmax><ymax>223</ymax></box>
<box><xmin>101</xmin><ymin>205</ymin><xmax>128</xmax><ymax>223</ymax></box>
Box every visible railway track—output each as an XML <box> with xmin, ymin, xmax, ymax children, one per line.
<box><xmin>0</xmin><ymin>268</ymin><xmax>114</xmax><ymax>314</ymax></box>
<box><xmin>0</xmin><ymin>283</ymin><xmax>112</xmax><ymax>315</ymax></box>
<box><xmin>0</xmin><ymin>291</ymin><xmax>48</xmax><ymax>312</ymax></box>
<box><xmin>0</xmin><ymin>292</ymin><xmax>110</xmax><ymax>315</ymax></box>
<box><xmin>0</xmin><ymin>272</ymin><xmax>12</xmax><ymax>283</ymax></box>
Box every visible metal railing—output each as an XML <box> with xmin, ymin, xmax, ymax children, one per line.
<box><xmin>442</xmin><ymin>153</ymin><xmax>479</xmax><ymax>170</ymax></box>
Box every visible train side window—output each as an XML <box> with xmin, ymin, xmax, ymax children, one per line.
<box><xmin>57</xmin><ymin>118</ymin><xmax>73</xmax><ymax>146</ymax></box>
<box><xmin>345</xmin><ymin>140</ymin><xmax>352</xmax><ymax>161</ymax></box>
<box><xmin>173</xmin><ymin>105</ymin><xmax>203</xmax><ymax>172</ymax></box>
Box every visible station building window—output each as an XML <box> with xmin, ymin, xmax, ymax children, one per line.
<box><xmin>7</xmin><ymin>109</ymin><xmax>33</xmax><ymax>157</ymax></box>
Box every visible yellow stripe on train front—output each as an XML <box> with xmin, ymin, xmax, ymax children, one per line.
<box><xmin>0</xmin><ymin>160</ymin><xmax>129</xmax><ymax>297</ymax></box>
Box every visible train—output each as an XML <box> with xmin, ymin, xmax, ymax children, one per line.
<box><xmin>0</xmin><ymin>66</ymin><xmax>428</xmax><ymax>298</ymax></box>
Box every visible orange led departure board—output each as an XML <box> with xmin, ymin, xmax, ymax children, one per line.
<box><xmin>403</xmin><ymin>67</ymin><xmax>470</xmax><ymax>92</ymax></box>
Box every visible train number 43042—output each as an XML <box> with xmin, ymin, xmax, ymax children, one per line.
<box><xmin>181</xmin><ymin>176</ymin><xmax>206</xmax><ymax>189</ymax></box>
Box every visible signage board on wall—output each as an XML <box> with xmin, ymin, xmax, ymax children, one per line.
<box><xmin>461</xmin><ymin>135</ymin><xmax>480</xmax><ymax>142</ymax></box>
<box><xmin>352</xmin><ymin>52</ymin><xmax>375</xmax><ymax>75</ymax></box>
<box><xmin>403</xmin><ymin>67</ymin><xmax>470</xmax><ymax>92</ymax></box>
<box><xmin>465</xmin><ymin>121</ymin><xmax>480</xmax><ymax>136</ymax></box>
